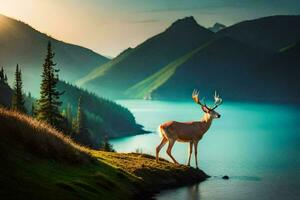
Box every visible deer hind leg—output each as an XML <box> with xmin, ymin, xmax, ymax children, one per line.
<box><xmin>187</xmin><ymin>141</ymin><xmax>193</xmax><ymax>166</ymax></box>
<box><xmin>166</xmin><ymin>139</ymin><xmax>178</xmax><ymax>164</ymax></box>
<box><xmin>156</xmin><ymin>137</ymin><xmax>167</xmax><ymax>162</ymax></box>
<box><xmin>194</xmin><ymin>141</ymin><xmax>199</xmax><ymax>169</ymax></box>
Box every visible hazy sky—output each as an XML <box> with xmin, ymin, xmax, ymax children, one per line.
<box><xmin>0</xmin><ymin>0</ymin><xmax>299</xmax><ymax>57</ymax></box>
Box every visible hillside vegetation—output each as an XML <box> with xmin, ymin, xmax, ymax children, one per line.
<box><xmin>58</xmin><ymin>81</ymin><xmax>145</xmax><ymax>144</ymax></box>
<box><xmin>0</xmin><ymin>108</ymin><xmax>208</xmax><ymax>199</ymax></box>
<box><xmin>0</xmin><ymin>77</ymin><xmax>144</xmax><ymax>148</ymax></box>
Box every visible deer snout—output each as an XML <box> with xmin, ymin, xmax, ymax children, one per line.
<box><xmin>217</xmin><ymin>114</ymin><xmax>221</xmax><ymax>118</ymax></box>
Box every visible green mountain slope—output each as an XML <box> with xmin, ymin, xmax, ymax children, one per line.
<box><xmin>78</xmin><ymin>16</ymin><xmax>214</xmax><ymax>98</ymax></box>
<box><xmin>125</xmin><ymin>42</ymin><xmax>213</xmax><ymax>99</ymax></box>
<box><xmin>76</xmin><ymin>48</ymin><xmax>133</xmax><ymax>86</ymax></box>
<box><xmin>126</xmin><ymin>37</ymin><xmax>269</xmax><ymax>101</ymax></box>
<box><xmin>0</xmin><ymin>14</ymin><xmax>109</xmax><ymax>96</ymax></box>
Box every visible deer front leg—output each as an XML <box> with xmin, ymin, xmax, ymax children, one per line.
<box><xmin>166</xmin><ymin>139</ymin><xmax>178</xmax><ymax>164</ymax></box>
<box><xmin>187</xmin><ymin>141</ymin><xmax>193</xmax><ymax>166</ymax></box>
<box><xmin>156</xmin><ymin>137</ymin><xmax>167</xmax><ymax>163</ymax></box>
<box><xmin>194</xmin><ymin>141</ymin><xmax>199</xmax><ymax>169</ymax></box>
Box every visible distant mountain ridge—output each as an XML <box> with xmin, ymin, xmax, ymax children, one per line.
<box><xmin>217</xmin><ymin>15</ymin><xmax>300</xmax><ymax>52</ymax></box>
<box><xmin>0</xmin><ymin>14</ymin><xmax>109</xmax><ymax>96</ymax></box>
<box><xmin>77</xmin><ymin>15</ymin><xmax>300</xmax><ymax>103</ymax></box>
<box><xmin>76</xmin><ymin>16</ymin><xmax>214</xmax><ymax>98</ymax></box>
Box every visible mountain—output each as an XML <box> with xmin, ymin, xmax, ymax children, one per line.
<box><xmin>77</xmin><ymin>15</ymin><xmax>300</xmax><ymax>102</ymax></box>
<box><xmin>126</xmin><ymin>37</ymin><xmax>268</xmax><ymax>101</ymax></box>
<box><xmin>217</xmin><ymin>15</ymin><xmax>300</xmax><ymax>52</ymax></box>
<box><xmin>77</xmin><ymin>16</ymin><xmax>214</xmax><ymax>98</ymax></box>
<box><xmin>209</xmin><ymin>23</ymin><xmax>226</xmax><ymax>33</ymax></box>
<box><xmin>0</xmin><ymin>14</ymin><xmax>109</xmax><ymax>96</ymax></box>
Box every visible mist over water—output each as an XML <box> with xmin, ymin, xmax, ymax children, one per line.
<box><xmin>111</xmin><ymin>100</ymin><xmax>300</xmax><ymax>200</ymax></box>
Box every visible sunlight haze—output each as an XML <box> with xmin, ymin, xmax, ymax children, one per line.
<box><xmin>0</xmin><ymin>0</ymin><xmax>299</xmax><ymax>57</ymax></box>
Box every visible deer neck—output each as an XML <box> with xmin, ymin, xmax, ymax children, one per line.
<box><xmin>199</xmin><ymin>113</ymin><xmax>213</xmax><ymax>134</ymax></box>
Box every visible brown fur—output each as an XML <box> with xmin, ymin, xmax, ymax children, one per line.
<box><xmin>156</xmin><ymin>110</ymin><xmax>220</xmax><ymax>168</ymax></box>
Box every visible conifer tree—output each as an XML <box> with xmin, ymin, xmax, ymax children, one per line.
<box><xmin>0</xmin><ymin>67</ymin><xmax>4</xmax><ymax>82</ymax></box>
<box><xmin>11</xmin><ymin>64</ymin><xmax>26</xmax><ymax>113</ymax></box>
<box><xmin>31</xmin><ymin>102</ymin><xmax>37</xmax><ymax>117</ymax></box>
<box><xmin>75</xmin><ymin>96</ymin><xmax>90</xmax><ymax>145</ymax></box>
<box><xmin>37</xmin><ymin>41</ymin><xmax>63</xmax><ymax>127</ymax></box>
<box><xmin>65</xmin><ymin>103</ymin><xmax>73</xmax><ymax>127</ymax></box>
<box><xmin>0</xmin><ymin>67</ymin><xmax>8</xmax><ymax>84</ymax></box>
<box><xmin>101</xmin><ymin>135</ymin><xmax>115</xmax><ymax>152</ymax></box>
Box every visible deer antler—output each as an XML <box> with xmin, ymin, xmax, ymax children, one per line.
<box><xmin>192</xmin><ymin>89</ymin><xmax>207</xmax><ymax>107</ymax></box>
<box><xmin>211</xmin><ymin>90</ymin><xmax>223</xmax><ymax>110</ymax></box>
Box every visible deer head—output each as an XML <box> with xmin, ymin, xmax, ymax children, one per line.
<box><xmin>192</xmin><ymin>89</ymin><xmax>223</xmax><ymax>119</ymax></box>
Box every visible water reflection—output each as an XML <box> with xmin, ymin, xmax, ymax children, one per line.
<box><xmin>187</xmin><ymin>184</ymin><xmax>201</xmax><ymax>200</ymax></box>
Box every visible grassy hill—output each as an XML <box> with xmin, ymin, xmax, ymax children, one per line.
<box><xmin>77</xmin><ymin>16</ymin><xmax>214</xmax><ymax>98</ymax></box>
<box><xmin>0</xmin><ymin>14</ymin><xmax>109</xmax><ymax>96</ymax></box>
<box><xmin>0</xmin><ymin>108</ymin><xmax>208</xmax><ymax>199</ymax></box>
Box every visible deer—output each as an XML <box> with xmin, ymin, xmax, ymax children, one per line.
<box><xmin>156</xmin><ymin>89</ymin><xmax>223</xmax><ymax>169</ymax></box>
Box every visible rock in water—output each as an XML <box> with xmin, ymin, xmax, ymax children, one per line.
<box><xmin>222</xmin><ymin>175</ymin><xmax>229</xmax><ymax>180</ymax></box>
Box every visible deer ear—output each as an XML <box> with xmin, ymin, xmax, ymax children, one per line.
<box><xmin>201</xmin><ymin>106</ymin><xmax>209</xmax><ymax>113</ymax></box>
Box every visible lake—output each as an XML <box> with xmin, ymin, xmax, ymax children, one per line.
<box><xmin>111</xmin><ymin>100</ymin><xmax>300</xmax><ymax>200</ymax></box>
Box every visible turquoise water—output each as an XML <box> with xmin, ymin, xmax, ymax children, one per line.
<box><xmin>111</xmin><ymin>100</ymin><xmax>300</xmax><ymax>200</ymax></box>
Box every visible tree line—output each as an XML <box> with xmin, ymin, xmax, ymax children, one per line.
<box><xmin>0</xmin><ymin>41</ymin><xmax>114</xmax><ymax>152</ymax></box>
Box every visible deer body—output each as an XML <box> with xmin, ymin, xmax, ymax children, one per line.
<box><xmin>156</xmin><ymin>90</ymin><xmax>222</xmax><ymax>169</ymax></box>
<box><xmin>160</xmin><ymin>115</ymin><xmax>213</xmax><ymax>142</ymax></box>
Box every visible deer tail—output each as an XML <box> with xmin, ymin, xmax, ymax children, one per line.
<box><xmin>157</xmin><ymin>125</ymin><xmax>163</xmax><ymax>137</ymax></box>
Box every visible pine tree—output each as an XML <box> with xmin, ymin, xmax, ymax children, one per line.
<box><xmin>65</xmin><ymin>103</ymin><xmax>73</xmax><ymax>133</ymax></box>
<box><xmin>37</xmin><ymin>41</ymin><xmax>63</xmax><ymax>127</ymax></box>
<box><xmin>75</xmin><ymin>96</ymin><xmax>90</xmax><ymax>145</ymax></box>
<box><xmin>31</xmin><ymin>102</ymin><xmax>37</xmax><ymax>117</ymax></box>
<box><xmin>11</xmin><ymin>64</ymin><xmax>26</xmax><ymax>113</ymax></box>
<box><xmin>0</xmin><ymin>67</ymin><xmax>8</xmax><ymax>84</ymax></box>
<box><xmin>0</xmin><ymin>67</ymin><xmax>4</xmax><ymax>82</ymax></box>
<box><xmin>101</xmin><ymin>135</ymin><xmax>115</xmax><ymax>152</ymax></box>
<box><xmin>65</xmin><ymin>103</ymin><xmax>73</xmax><ymax>127</ymax></box>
